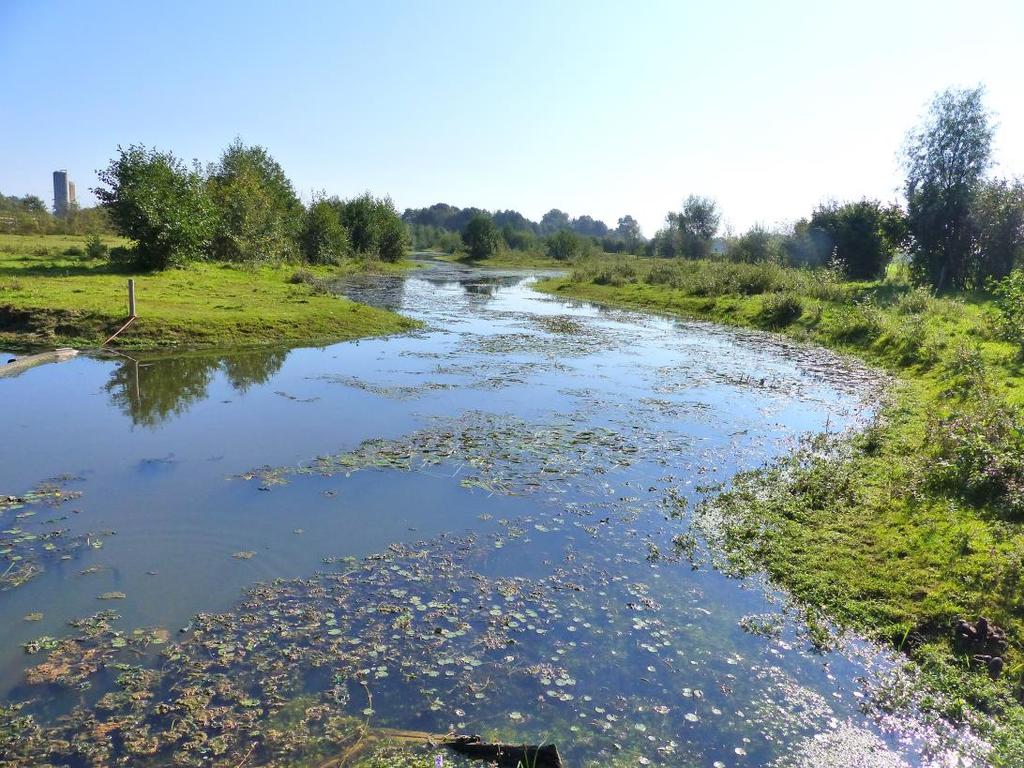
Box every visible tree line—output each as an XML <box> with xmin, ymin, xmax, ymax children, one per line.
<box><xmin>0</xmin><ymin>192</ymin><xmax>111</xmax><ymax>236</ymax></box>
<box><xmin>647</xmin><ymin>86</ymin><xmax>1023</xmax><ymax>289</ymax></box>
<box><xmin>92</xmin><ymin>140</ymin><xmax>406</xmax><ymax>270</ymax></box>
<box><xmin>403</xmin><ymin>203</ymin><xmax>645</xmax><ymax>260</ymax></box>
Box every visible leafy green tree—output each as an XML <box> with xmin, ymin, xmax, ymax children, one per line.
<box><xmin>336</xmin><ymin>193</ymin><xmax>407</xmax><ymax>262</ymax></box>
<box><xmin>301</xmin><ymin>197</ymin><xmax>350</xmax><ymax>265</ymax></box>
<box><xmin>616</xmin><ymin>215</ymin><xmax>642</xmax><ymax>251</ymax></box>
<box><xmin>726</xmin><ymin>226</ymin><xmax>784</xmax><ymax>264</ymax></box>
<box><xmin>904</xmin><ymin>87</ymin><xmax>994</xmax><ymax>290</ymax></box>
<box><xmin>546</xmin><ymin>229</ymin><xmax>582</xmax><ymax>261</ymax></box>
<box><xmin>808</xmin><ymin>200</ymin><xmax>904</xmax><ymax>279</ymax></box>
<box><xmin>540</xmin><ymin>209</ymin><xmax>571</xmax><ymax>234</ymax></box>
<box><xmin>207</xmin><ymin>139</ymin><xmax>304</xmax><ymax>264</ymax></box>
<box><xmin>462</xmin><ymin>214</ymin><xmax>501</xmax><ymax>260</ymax></box>
<box><xmin>94</xmin><ymin>144</ymin><xmax>216</xmax><ymax>270</ymax></box>
<box><xmin>666</xmin><ymin>196</ymin><xmax>720</xmax><ymax>258</ymax></box>
<box><xmin>972</xmin><ymin>178</ymin><xmax>1024</xmax><ymax>281</ymax></box>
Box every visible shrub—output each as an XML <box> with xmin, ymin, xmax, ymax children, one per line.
<box><xmin>894</xmin><ymin>286</ymin><xmax>935</xmax><ymax>315</ymax></box>
<box><xmin>63</xmin><ymin>246</ymin><xmax>84</xmax><ymax>257</ymax></box>
<box><xmin>301</xmin><ymin>199</ymin><xmax>350</xmax><ymax>265</ymax></box>
<box><xmin>85</xmin><ymin>235</ymin><xmax>109</xmax><ymax>260</ymax></box>
<box><xmin>829</xmin><ymin>301</ymin><xmax>884</xmax><ymax>342</ymax></box>
<box><xmin>991</xmin><ymin>269</ymin><xmax>1024</xmax><ymax>351</ymax></box>
<box><xmin>547</xmin><ymin>230</ymin><xmax>583</xmax><ymax>261</ymax></box>
<box><xmin>759</xmin><ymin>292</ymin><xmax>803</xmax><ymax>327</ymax></box>
<box><xmin>95</xmin><ymin>144</ymin><xmax>216</xmax><ymax>270</ymax></box>
<box><xmin>592</xmin><ymin>259</ymin><xmax>637</xmax><ymax>286</ymax></box>
<box><xmin>926</xmin><ymin>392</ymin><xmax>1024</xmax><ymax>517</ymax></box>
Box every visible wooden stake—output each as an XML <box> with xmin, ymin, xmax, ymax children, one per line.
<box><xmin>128</xmin><ymin>279</ymin><xmax>137</xmax><ymax>318</ymax></box>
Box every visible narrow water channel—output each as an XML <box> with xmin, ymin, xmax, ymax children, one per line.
<box><xmin>0</xmin><ymin>263</ymin><xmax>981</xmax><ymax>766</ymax></box>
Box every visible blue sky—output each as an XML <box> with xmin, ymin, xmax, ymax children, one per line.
<box><xmin>2</xmin><ymin>0</ymin><xmax>1022</xmax><ymax>234</ymax></box>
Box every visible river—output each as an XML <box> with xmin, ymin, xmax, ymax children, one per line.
<box><xmin>0</xmin><ymin>262</ymin><xmax>982</xmax><ymax>766</ymax></box>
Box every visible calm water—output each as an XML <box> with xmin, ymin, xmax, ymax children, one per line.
<box><xmin>0</xmin><ymin>263</ymin><xmax>982</xmax><ymax>766</ymax></box>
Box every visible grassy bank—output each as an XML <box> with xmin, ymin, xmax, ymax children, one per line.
<box><xmin>538</xmin><ymin>257</ymin><xmax>1024</xmax><ymax>761</ymax></box>
<box><xmin>0</xmin><ymin>234</ymin><xmax>419</xmax><ymax>351</ymax></box>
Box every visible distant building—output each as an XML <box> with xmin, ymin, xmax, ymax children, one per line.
<box><xmin>53</xmin><ymin>170</ymin><xmax>73</xmax><ymax>216</ymax></box>
<box><xmin>68</xmin><ymin>181</ymin><xmax>76</xmax><ymax>207</ymax></box>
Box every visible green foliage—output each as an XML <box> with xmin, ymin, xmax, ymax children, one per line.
<box><xmin>725</xmin><ymin>226</ymin><xmax>785</xmax><ymax>264</ymax></box>
<box><xmin>0</xmin><ymin>233</ymin><xmax>416</xmax><ymax>351</ymax></box>
<box><xmin>301</xmin><ymin>198</ymin><xmax>350</xmax><ymax>265</ymax></box>
<box><xmin>926</xmin><ymin>391</ymin><xmax>1024</xmax><ymax>518</ymax></box>
<box><xmin>546</xmin><ymin>229</ymin><xmax>583</xmax><ymax>261</ymax></box>
<box><xmin>809</xmin><ymin>200</ymin><xmax>905</xmax><ymax>279</ymax></box>
<box><xmin>462</xmin><ymin>213</ymin><xmax>501</xmax><ymax>260</ymax></box>
<box><xmin>659</xmin><ymin>195</ymin><xmax>720</xmax><ymax>258</ymax></box>
<box><xmin>94</xmin><ymin>144</ymin><xmax>216</xmax><ymax>270</ymax></box>
<box><xmin>972</xmin><ymin>178</ymin><xmax>1024</xmax><ymax>281</ymax></box>
<box><xmin>991</xmin><ymin>269</ymin><xmax>1024</xmax><ymax>350</ymax></box>
<box><xmin>758</xmin><ymin>292</ymin><xmax>803</xmax><ymax>327</ymax></box>
<box><xmin>336</xmin><ymin>193</ymin><xmax>407</xmax><ymax>263</ymax></box>
<box><xmin>84</xmin><ymin>234</ymin><xmax>108</xmax><ymax>260</ymax></box>
<box><xmin>207</xmin><ymin>139</ymin><xmax>304</xmax><ymax>265</ymax></box>
<box><xmin>904</xmin><ymin>87</ymin><xmax>994</xmax><ymax>290</ymax></box>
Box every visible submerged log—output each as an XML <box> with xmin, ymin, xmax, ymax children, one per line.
<box><xmin>366</xmin><ymin>729</ymin><xmax>563</xmax><ymax>767</ymax></box>
<box><xmin>447</xmin><ymin>735</ymin><xmax>563</xmax><ymax>767</ymax></box>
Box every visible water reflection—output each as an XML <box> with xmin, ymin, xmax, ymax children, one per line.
<box><xmin>104</xmin><ymin>348</ymin><xmax>289</xmax><ymax>427</ymax></box>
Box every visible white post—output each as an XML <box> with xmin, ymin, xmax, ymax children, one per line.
<box><xmin>128</xmin><ymin>279</ymin><xmax>136</xmax><ymax>318</ymax></box>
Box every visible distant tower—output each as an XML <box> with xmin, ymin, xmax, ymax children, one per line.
<box><xmin>53</xmin><ymin>170</ymin><xmax>71</xmax><ymax>216</ymax></box>
<box><xmin>68</xmin><ymin>181</ymin><xmax>77</xmax><ymax>208</ymax></box>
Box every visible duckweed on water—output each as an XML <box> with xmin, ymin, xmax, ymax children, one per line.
<box><xmin>1</xmin><ymin>477</ymin><xmax>111</xmax><ymax>592</ymax></box>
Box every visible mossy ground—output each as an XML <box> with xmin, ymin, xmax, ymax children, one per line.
<box><xmin>538</xmin><ymin>257</ymin><xmax>1024</xmax><ymax>762</ymax></box>
<box><xmin>0</xmin><ymin>234</ymin><xmax>419</xmax><ymax>352</ymax></box>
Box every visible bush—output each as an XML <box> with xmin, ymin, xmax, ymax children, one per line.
<box><xmin>85</xmin><ymin>235</ymin><xmax>109</xmax><ymax>260</ymax></box>
<box><xmin>462</xmin><ymin>214</ymin><xmax>500</xmax><ymax>260</ymax></box>
<box><xmin>991</xmin><ymin>269</ymin><xmax>1024</xmax><ymax>351</ymax></box>
<box><xmin>301</xmin><ymin>199</ymin><xmax>350</xmax><ymax>265</ymax></box>
<box><xmin>894</xmin><ymin>286</ymin><xmax>935</xmax><ymax>315</ymax></box>
<box><xmin>926</xmin><ymin>392</ymin><xmax>1024</xmax><ymax>517</ymax></box>
<box><xmin>829</xmin><ymin>301</ymin><xmax>884</xmax><ymax>342</ymax></box>
<box><xmin>759</xmin><ymin>292</ymin><xmax>804</xmax><ymax>327</ymax></box>
<box><xmin>95</xmin><ymin>144</ymin><xmax>216</xmax><ymax>270</ymax></box>
<box><xmin>335</xmin><ymin>193</ymin><xmax>407</xmax><ymax>263</ymax></box>
<box><xmin>547</xmin><ymin>230</ymin><xmax>583</xmax><ymax>261</ymax></box>
<box><xmin>63</xmin><ymin>246</ymin><xmax>84</xmax><ymax>257</ymax></box>
<box><xmin>592</xmin><ymin>259</ymin><xmax>637</xmax><ymax>286</ymax></box>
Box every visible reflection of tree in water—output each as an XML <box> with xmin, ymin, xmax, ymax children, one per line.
<box><xmin>105</xmin><ymin>348</ymin><xmax>288</xmax><ymax>427</ymax></box>
<box><xmin>423</xmin><ymin>274</ymin><xmax>528</xmax><ymax>302</ymax></box>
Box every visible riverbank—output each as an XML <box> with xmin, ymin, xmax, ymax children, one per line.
<box><xmin>0</xmin><ymin>234</ymin><xmax>419</xmax><ymax>351</ymax></box>
<box><xmin>537</xmin><ymin>257</ymin><xmax>1024</xmax><ymax>761</ymax></box>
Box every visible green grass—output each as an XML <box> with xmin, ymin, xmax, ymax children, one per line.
<box><xmin>538</xmin><ymin>256</ymin><xmax>1024</xmax><ymax>763</ymax></box>
<box><xmin>0</xmin><ymin>234</ymin><xmax>419</xmax><ymax>351</ymax></box>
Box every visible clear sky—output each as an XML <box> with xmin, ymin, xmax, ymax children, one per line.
<box><xmin>2</xmin><ymin>0</ymin><xmax>1022</xmax><ymax>235</ymax></box>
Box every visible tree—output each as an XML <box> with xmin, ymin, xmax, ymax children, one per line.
<box><xmin>808</xmin><ymin>200</ymin><xmax>904</xmax><ymax>279</ymax></box>
<box><xmin>726</xmin><ymin>226</ymin><xmax>783</xmax><ymax>264</ymax></box>
<box><xmin>616</xmin><ymin>215</ymin><xmax>642</xmax><ymax>251</ymax></box>
<box><xmin>904</xmin><ymin>87</ymin><xmax>994</xmax><ymax>290</ymax></box>
<box><xmin>666</xmin><ymin>196</ymin><xmax>720</xmax><ymax>258</ymax></box>
<box><xmin>301</xmin><ymin>197</ymin><xmax>350</xmax><ymax>265</ymax></box>
<box><xmin>540</xmin><ymin>209</ymin><xmax>571</xmax><ymax>234</ymax></box>
<box><xmin>207</xmin><ymin>139</ymin><xmax>304</xmax><ymax>264</ymax></box>
<box><xmin>571</xmin><ymin>215</ymin><xmax>609</xmax><ymax>237</ymax></box>
<box><xmin>462</xmin><ymin>214</ymin><xmax>501</xmax><ymax>260</ymax></box>
<box><xmin>972</xmin><ymin>178</ymin><xmax>1024</xmax><ymax>282</ymax></box>
<box><xmin>335</xmin><ymin>193</ymin><xmax>407</xmax><ymax>263</ymax></box>
<box><xmin>94</xmin><ymin>144</ymin><xmax>216</xmax><ymax>270</ymax></box>
<box><xmin>546</xmin><ymin>229</ymin><xmax>582</xmax><ymax>261</ymax></box>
